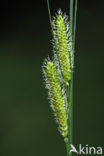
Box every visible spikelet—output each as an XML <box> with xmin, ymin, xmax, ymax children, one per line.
<box><xmin>52</xmin><ymin>10</ymin><xmax>72</xmax><ymax>86</ymax></box>
<box><xmin>43</xmin><ymin>59</ymin><xmax>68</xmax><ymax>142</ymax></box>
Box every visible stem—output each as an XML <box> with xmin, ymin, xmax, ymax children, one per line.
<box><xmin>47</xmin><ymin>0</ymin><xmax>52</xmax><ymax>28</ymax></box>
<box><xmin>46</xmin><ymin>1</ymin><xmax>78</xmax><ymax>156</ymax></box>
<box><xmin>66</xmin><ymin>142</ymin><xmax>69</xmax><ymax>156</ymax></box>
<box><xmin>67</xmin><ymin>1</ymin><xmax>74</xmax><ymax>156</ymax></box>
<box><xmin>66</xmin><ymin>76</ymin><xmax>73</xmax><ymax>156</ymax></box>
<box><xmin>70</xmin><ymin>0</ymin><xmax>74</xmax><ymax>47</ymax></box>
<box><xmin>73</xmin><ymin>0</ymin><xmax>78</xmax><ymax>52</ymax></box>
<box><xmin>70</xmin><ymin>0</ymin><xmax>73</xmax><ymax>36</ymax></box>
<box><xmin>47</xmin><ymin>0</ymin><xmax>57</xmax><ymax>50</ymax></box>
<box><xmin>70</xmin><ymin>72</ymin><xmax>74</xmax><ymax>156</ymax></box>
<box><xmin>67</xmin><ymin>0</ymin><xmax>78</xmax><ymax>156</ymax></box>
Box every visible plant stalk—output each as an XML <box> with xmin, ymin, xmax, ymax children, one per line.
<box><xmin>66</xmin><ymin>0</ymin><xmax>74</xmax><ymax>156</ymax></box>
<box><xmin>73</xmin><ymin>0</ymin><xmax>78</xmax><ymax>52</ymax></box>
<box><xmin>47</xmin><ymin>0</ymin><xmax>52</xmax><ymax>28</ymax></box>
<box><xmin>46</xmin><ymin>1</ymin><xmax>78</xmax><ymax>156</ymax></box>
<box><xmin>67</xmin><ymin>0</ymin><xmax>78</xmax><ymax>156</ymax></box>
<box><xmin>70</xmin><ymin>0</ymin><xmax>73</xmax><ymax>44</ymax></box>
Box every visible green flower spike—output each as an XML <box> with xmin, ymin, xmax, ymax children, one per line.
<box><xmin>53</xmin><ymin>10</ymin><xmax>72</xmax><ymax>86</ymax></box>
<box><xmin>43</xmin><ymin>60</ymin><xmax>68</xmax><ymax>142</ymax></box>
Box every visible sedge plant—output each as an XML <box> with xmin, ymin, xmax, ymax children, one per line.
<box><xmin>42</xmin><ymin>0</ymin><xmax>78</xmax><ymax>156</ymax></box>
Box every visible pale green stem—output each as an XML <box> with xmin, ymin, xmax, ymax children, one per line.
<box><xmin>47</xmin><ymin>0</ymin><xmax>58</xmax><ymax>50</ymax></box>
<box><xmin>46</xmin><ymin>1</ymin><xmax>78</xmax><ymax>156</ymax></box>
<box><xmin>70</xmin><ymin>0</ymin><xmax>73</xmax><ymax>40</ymax></box>
<box><xmin>73</xmin><ymin>0</ymin><xmax>78</xmax><ymax>52</ymax></box>
<box><xmin>47</xmin><ymin>0</ymin><xmax>52</xmax><ymax>28</ymax></box>
<box><xmin>66</xmin><ymin>1</ymin><xmax>74</xmax><ymax>156</ymax></box>
<box><xmin>67</xmin><ymin>0</ymin><xmax>78</xmax><ymax>156</ymax></box>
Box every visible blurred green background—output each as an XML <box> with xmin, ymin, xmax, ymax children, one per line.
<box><xmin>0</xmin><ymin>0</ymin><xmax>104</xmax><ymax>155</ymax></box>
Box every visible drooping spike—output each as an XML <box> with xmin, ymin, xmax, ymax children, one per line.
<box><xmin>43</xmin><ymin>60</ymin><xmax>68</xmax><ymax>142</ymax></box>
<box><xmin>53</xmin><ymin>10</ymin><xmax>72</xmax><ymax>86</ymax></box>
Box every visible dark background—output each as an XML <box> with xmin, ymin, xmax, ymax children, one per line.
<box><xmin>0</xmin><ymin>0</ymin><xmax>104</xmax><ymax>155</ymax></box>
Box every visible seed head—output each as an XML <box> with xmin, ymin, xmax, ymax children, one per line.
<box><xmin>53</xmin><ymin>10</ymin><xmax>72</xmax><ymax>86</ymax></box>
<box><xmin>43</xmin><ymin>60</ymin><xmax>68</xmax><ymax>141</ymax></box>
